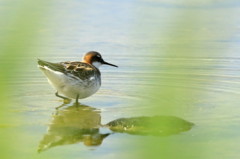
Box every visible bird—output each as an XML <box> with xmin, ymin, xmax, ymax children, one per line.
<box><xmin>37</xmin><ymin>51</ymin><xmax>118</xmax><ymax>103</ymax></box>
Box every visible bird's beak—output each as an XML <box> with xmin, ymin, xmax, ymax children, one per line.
<box><xmin>102</xmin><ymin>61</ymin><xmax>118</xmax><ymax>67</ymax></box>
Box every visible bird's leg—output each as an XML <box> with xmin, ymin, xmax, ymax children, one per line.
<box><xmin>75</xmin><ymin>94</ymin><xmax>79</xmax><ymax>105</ymax></box>
<box><xmin>55</xmin><ymin>92</ymin><xmax>69</xmax><ymax>100</ymax></box>
<box><xmin>55</xmin><ymin>92</ymin><xmax>71</xmax><ymax>104</ymax></box>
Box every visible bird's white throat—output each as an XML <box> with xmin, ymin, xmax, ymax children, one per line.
<box><xmin>92</xmin><ymin>61</ymin><xmax>102</xmax><ymax>68</ymax></box>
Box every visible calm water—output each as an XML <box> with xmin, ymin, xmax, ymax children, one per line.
<box><xmin>3</xmin><ymin>0</ymin><xmax>240</xmax><ymax>159</ymax></box>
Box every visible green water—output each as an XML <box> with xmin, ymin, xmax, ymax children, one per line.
<box><xmin>1</xmin><ymin>0</ymin><xmax>240</xmax><ymax>159</ymax></box>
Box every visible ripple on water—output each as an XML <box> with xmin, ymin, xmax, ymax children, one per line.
<box><xmin>8</xmin><ymin>57</ymin><xmax>240</xmax><ymax>133</ymax></box>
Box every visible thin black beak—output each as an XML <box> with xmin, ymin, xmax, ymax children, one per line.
<box><xmin>102</xmin><ymin>61</ymin><xmax>118</xmax><ymax>67</ymax></box>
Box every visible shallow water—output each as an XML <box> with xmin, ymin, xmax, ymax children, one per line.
<box><xmin>2</xmin><ymin>0</ymin><xmax>240</xmax><ymax>159</ymax></box>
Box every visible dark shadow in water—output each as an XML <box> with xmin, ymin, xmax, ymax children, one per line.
<box><xmin>38</xmin><ymin>103</ymin><xmax>194</xmax><ymax>152</ymax></box>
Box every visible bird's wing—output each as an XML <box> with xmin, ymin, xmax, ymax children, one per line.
<box><xmin>38</xmin><ymin>59</ymin><xmax>100</xmax><ymax>80</ymax></box>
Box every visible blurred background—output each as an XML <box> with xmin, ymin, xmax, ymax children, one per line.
<box><xmin>1</xmin><ymin>0</ymin><xmax>240</xmax><ymax>159</ymax></box>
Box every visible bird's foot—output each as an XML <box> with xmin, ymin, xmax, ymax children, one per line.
<box><xmin>55</xmin><ymin>92</ymin><xmax>71</xmax><ymax>104</ymax></box>
<box><xmin>63</xmin><ymin>98</ymin><xmax>72</xmax><ymax>104</ymax></box>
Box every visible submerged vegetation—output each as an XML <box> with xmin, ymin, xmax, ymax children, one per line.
<box><xmin>106</xmin><ymin>116</ymin><xmax>194</xmax><ymax>136</ymax></box>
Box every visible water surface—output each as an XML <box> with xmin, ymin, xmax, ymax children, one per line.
<box><xmin>3</xmin><ymin>0</ymin><xmax>240</xmax><ymax>159</ymax></box>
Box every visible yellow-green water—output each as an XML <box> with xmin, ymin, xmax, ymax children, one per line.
<box><xmin>1</xmin><ymin>0</ymin><xmax>240</xmax><ymax>159</ymax></box>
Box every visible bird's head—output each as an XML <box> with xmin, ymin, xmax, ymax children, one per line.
<box><xmin>82</xmin><ymin>51</ymin><xmax>118</xmax><ymax>68</ymax></box>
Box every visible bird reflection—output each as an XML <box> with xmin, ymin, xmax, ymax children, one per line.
<box><xmin>38</xmin><ymin>103</ymin><xmax>110</xmax><ymax>152</ymax></box>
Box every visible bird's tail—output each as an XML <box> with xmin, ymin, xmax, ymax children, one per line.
<box><xmin>37</xmin><ymin>59</ymin><xmax>65</xmax><ymax>72</ymax></box>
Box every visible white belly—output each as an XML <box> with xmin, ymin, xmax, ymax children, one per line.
<box><xmin>39</xmin><ymin>66</ymin><xmax>101</xmax><ymax>99</ymax></box>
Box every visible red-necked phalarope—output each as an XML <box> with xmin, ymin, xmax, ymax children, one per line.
<box><xmin>38</xmin><ymin>51</ymin><xmax>118</xmax><ymax>103</ymax></box>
